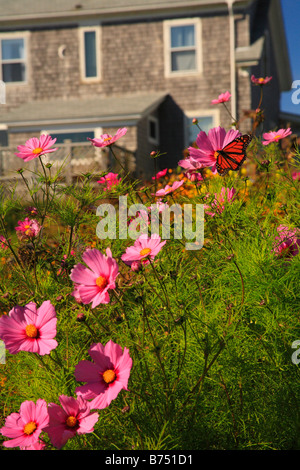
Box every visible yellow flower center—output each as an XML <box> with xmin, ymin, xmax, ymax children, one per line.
<box><xmin>258</xmin><ymin>77</ymin><xmax>264</xmax><ymax>83</ymax></box>
<box><xmin>32</xmin><ymin>147</ymin><xmax>43</xmax><ymax>154</ymax></box>
<box><xmin>165</xmin><ymin>187</ymin><xmax>173</xmax><ymax>194</ymax></box>
<box><xmin>23</xmin><ymin>421</ymin><xmax>37</xmax><ymax>435</ymax></box>
<box><xmin>96</xmin><ymin>275</ymin><xmax>108</xmax><ymax>289</ymax></box>
<box><xmin>102</xmin><ymin>369</ymin><xmax>116</xmax><ymax>384</ymax></box>
<box><xmin>140</xmin><ymin>247</ymin><xmax>151</xmax><ymax>257</ymax></box>
<box><xmin>103</xmin><ymin>137</ymin><xmax>112</xmax><ymax>142</ymax></box>
<box><xmin>66</xmin><ymin>416</ymin><xmax>78</xmax><ymax>428</ymax></box>
<box><xmin>24</xmin><ymin>224</ymin><xmax>32</xmax><ymax>236</ymax></box>
<box><xmin>25</xmin><ymin>324</ymin><xmax>38</xmax><ymax>338</ymax></box>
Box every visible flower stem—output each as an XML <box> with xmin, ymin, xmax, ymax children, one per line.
<box><xmin>222</xmin><ymin>101</ymin><xmax>237</xmax><ymax>125</ymax></box>
<box><xmin>38</xmin><ymin>155</ymin><xmax>50</xmax><ymax>227</ymax></box>
<box><xmin>110</xmin><ymin>146</ymin><xmax>127</xmax><ymax>174</ymax></box>
<box><xmin>0</xmin><ymin>215</ymin><xmax>23</xmax><ymax>271</ymax></box>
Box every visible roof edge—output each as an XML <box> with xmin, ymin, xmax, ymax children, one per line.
<box><xmin>0</xmin><ymin>1</ymin><xmax>253</xmax><ymax>26</ymax></box>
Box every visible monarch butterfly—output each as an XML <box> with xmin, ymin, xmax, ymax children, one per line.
<box><xmin>215</xmin><ymin>134</ymin><xmax>252</xmax><ymax>175</ymax></box>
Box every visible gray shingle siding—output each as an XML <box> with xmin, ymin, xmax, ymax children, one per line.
<box><xmin>0</xmin><ymin>0</ymin><xmax>291</xmax><ymax>178</ymax></box>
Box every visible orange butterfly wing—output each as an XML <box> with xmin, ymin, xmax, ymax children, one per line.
<box><xmin>216</xmin><ymin>134</ymin><xmax>252</xmax><ymax>176</ymax></box>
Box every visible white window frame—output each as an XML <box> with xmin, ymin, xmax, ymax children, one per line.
<box><xmin>163</xmin><ymin>18</ymin><xmax>202</xmax><ymax>78</ymax></box>
<box><xmin>0</xmin><ymin>31</ymin><xmax>29</xmax><ymax>85</ymax></box>
<box><xmin>79</xmin><ymin>26</ymin><xmax>101</xmax><ymax>83</ymax></box>
<box><xmin>184</xmin><ymin>109</ymin><xmax>220</xmax><ymax>147</ymax></box>
<box><xmin>148</xmin><ymin>115</ymin><xmax>159</xmax><ymax>145</ymax></box>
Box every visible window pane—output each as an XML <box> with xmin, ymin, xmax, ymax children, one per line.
<box><xmin>150</xmin><ymin>120</ymin><xmax>155</xmax><ymax>138</ymax></box>
<box><xmin>2</xmin><ymin>63</ymin><xmax>25</xmax><ymax>82</ymax></box>
<box><xmin>149</xmin><ymin>120</ymin><xmax>157</xmax><ymax>139</ymax></box>
<box><xmin>52</xmin><ymin>132</ymin><xmax>94</xmax><ymax>143</ymax></box>
<box><xmin>171</xmin><ymin>25</ymin><xmax>195</xmax><ymax>48</ymax></box>
<box><xmin>2</xmin><ymin>38</ymin><xmax>24</xmax><ymax>60</ymax></box>
<box><xmin>188</xmin><ymin>116</ymin><xmax>213</xmax><ymax>145</ymax></box>
<box><xmin>171</xmin><ymin>50</ymin><xmax>196</xmax><ymax>71</ymax></box>
<box><xmin>84</xmin><ymin>31</ymin><xmax>97</xmax><ymax>78</ymax></box>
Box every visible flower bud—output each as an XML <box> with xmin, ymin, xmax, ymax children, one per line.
<box><xmin>76</xmin><ymin>312</ymin><xmax>86</xmax><ymax>322</ymax></box>
<box><xmin>131</xmin><ymin>260</ymin><xmax>141</xmax><ymax>272</ymax></box>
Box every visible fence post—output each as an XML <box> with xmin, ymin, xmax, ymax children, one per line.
<box><xmin>0</xmin><ymin>80</ymin><xmax>5</xmax><ymax>105</ymax></box>
<box><xmin>64</xmin><ymin>139</ymin><xmax>73</xmax><ymax>185</ymax></box>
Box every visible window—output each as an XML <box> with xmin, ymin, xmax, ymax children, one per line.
<box><xmin>148</xmin><ymin>115</ymin><xmax>159</xmax><ymax>145</ymax></box>
<box><xmin>42</xmin><ymin>130</ymin><xmax>95</xmax><ymax>144</ymax></box>
<box><xmin>164</xmin><ymin>18</ymin><xmax>202</xmax><ymax>77</ymax></box>
<box><xmin>185</xmin><ymin>110</ymin><xmax>220</xmax><ymax>146</ymax></box>
<box><xmin>79</xmin><ymin>27</ymin><xmax>101</xmax><ymax>82</ymax></box>
<box><xmin>0</xmin><ymin>126</ymin><xmax>8</xmax><ymax>147</ymax></box>
<box><xmin>0</xmin><ymin>34</ymin><xmax>27</xmax><ymax>83</ymax></box>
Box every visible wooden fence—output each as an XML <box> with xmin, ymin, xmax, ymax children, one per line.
<box><xmin>0</xmin><ymin>140</ymin><xmax>136</xmax><ymax>185</ymax></box>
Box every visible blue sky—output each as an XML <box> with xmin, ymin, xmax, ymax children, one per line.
<box><xmin>280</xmin><ymin>0</ymin><xmax>300</xmax><ymax>115</ymax></box>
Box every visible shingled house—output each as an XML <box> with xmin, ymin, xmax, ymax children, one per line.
<box><xmin>0</xmin><ymin>0</ymin><xmax>292</xmax><ymax>179</ymax></box>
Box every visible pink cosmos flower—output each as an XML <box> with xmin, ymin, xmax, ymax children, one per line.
<box><xmin>150</xmin><ymin>200</ymin><xmax>169</xmax><ymax>213</ymax></box>
<box><xmin>178</xmin><ymin>157</ymin><xmax>204</xmax><ymax>181</ymax></box>
<box><xmin>188</xmin><ymin>126</ymin><xmax>241</xmax><ymax>173</ymax></box>
<box><xmin>204</xmin><ymin>187</ymin><xmax>236</xmax><ymax>217</ymax></box>
<box><xmin>71</xmin><ymin>284</ymin><xmax>83</xmax><ymax>304</ymax></box>
<box><xmin>251</xmin><ymin>75</ymin><xmax>272</xmax><ymax>85</ymax></box>
<box><xmin>272</xmin><ymin>225</ymin><xmax>300</xmax><ymax>258</ymax></box>
<box><xmin>211</xmin><ymin>91</ymin><xmax>231</xmax><ymax>104</ymax></box>
<box><xmin>0</xmin><ymin>399</ymin><xmax>49</xmax><ymax>449</ymax></box>
<box><xmin>154</xmin><ymin>179</ymin><xmax>184</xmax><ymax>197</ymax></box>
<box><xmin>70</xmin><ymin>248</ymin><xmax>119</xmax><ymax>308</ymax></box>
<box><xmin>262</xmin><ymin>128</ymin><xmax>292</xmax><ymax>145</ymax></box>
<box><xmin>292</xmin><ymin>171</ymin><xmax>300</xmax><ymax>181</ymax></box>
<box><xmin>21</xmin><ymin>440</ymin><xmax>46</xmax><ymax>450</ymax></box>
<box><xmin>45</xmin><ymin>395</ymin><xmax>99</xmax><ymax>449</ymax></box>
<box><xmin>97</xmin><ymin>172</ymin><xmax>121</xmax><ymax>191</ymax></box>
<box><xmin>75</xmin><ymin>340</ymin><xmax>132</xmax><ymax>409</ymax></box>
<box><xmin>88</xmin><ymin>128</ymin><xmax>127</xmax><ymax>148</ymax></box>
<box><xmin>0</xmin><ymin>235</ymin><xmax>8</xmax><ymax>249</ymax></box>
<box><xmin>121</xmin><ymin>233</ymin><xmax>166</xmax><ymax>264</ymax></box>
<box><xmin>15</xmin><ymin>217</ymin><xmax>41</xmax><ymax>240</ymax></box>
<box><xmin>152</xmin><ymin>168</ymin><xmax>168</xmax><ymax>180</ymax></box>
<box><xmin>0</xmin><ymin>301</ymin><xmax>58</xmax><ymax>356</ymax></box>
<box><xmin>15</xmin><ymin>135</ymin><xmax>57</xmax><ymax>162</ymax></box>
<box><xmin>25</xmin><ymin>206</ymin><xmax>38</xmax><ymax>217</ymax></box>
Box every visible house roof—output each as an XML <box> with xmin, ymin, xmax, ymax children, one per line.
<box><xmin>0</xmin><ymin>0</ymin><xmax>252</xmax><ymax>23</ymax></box>
<box><xmin>1</xmin><ymin>92</ymin><xmax>168</xmax><ymax>128</ymax></box>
